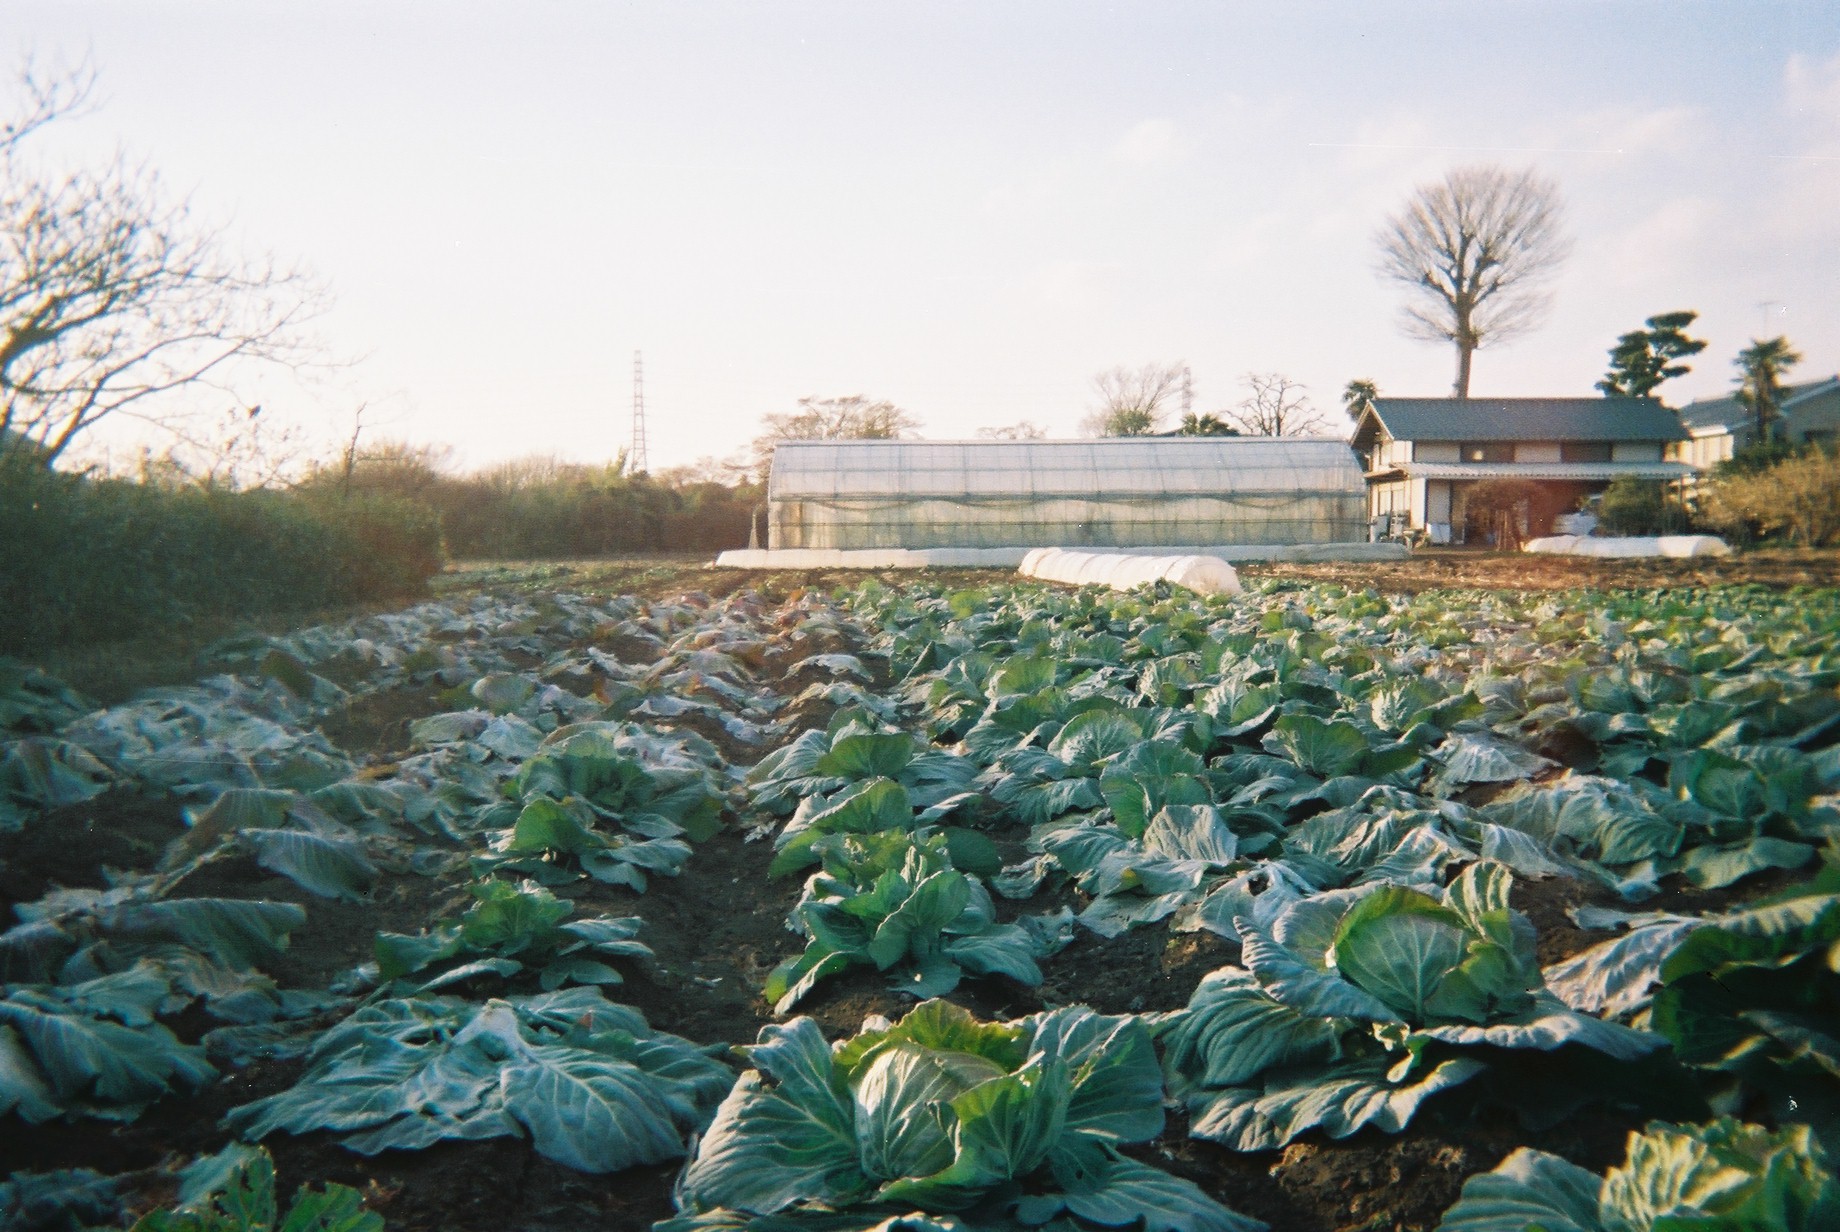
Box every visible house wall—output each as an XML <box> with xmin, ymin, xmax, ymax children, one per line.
<box><xmin>1514</xmin><ymin>443</ymin><xmax>1561</xmax><ymax>462</ymax></box>
<box><xmin>1611</xmin><ymin>441</ymin><xmax>1664</xmax><ymax>462</ymax></box>
<box><xmin>1426</xmin><ymin>482</ymin><xmax>1453</xmax><ymax>540</ymax></box>
<box><xmin>1369</xmin><ymin>480</ymin><xmax>1410</xmax><ymax>525</ymax></box>
<box><xmin>1414</xmin><ymin>442</ymin><xmax>1459</xmax><ymax>462</ymax></box>
<box><xmin>1791</xmin><ymin>389</ymin><xmax>1840</xmax><ymax>443</ymax></box>
<box><xmin>1671</xmin><ymin>431</ymin><xmax>1734</xmax><ymax>469</ymax></box>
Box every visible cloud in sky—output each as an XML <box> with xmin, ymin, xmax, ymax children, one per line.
<box><xmin>6</xmin><ymin>1</ymin><xmax>1836</xmax><ymax>468</ymax></box>
<box><xmin>1112</xmin><ymin>118</ymin><xmax>1187</xmax><ymax>165</ymax></box>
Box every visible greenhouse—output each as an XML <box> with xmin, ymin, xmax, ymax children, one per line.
<box><xmin>745</xmin><ymin>437</ymin><xmax>1376</xmax><ymax>559</ymax></box>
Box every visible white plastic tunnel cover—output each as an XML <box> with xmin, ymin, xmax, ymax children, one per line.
<box><xmin>1019</xmin><ymin>547</ymin><xmax>1243</xmax><ymax>596</ymax></box>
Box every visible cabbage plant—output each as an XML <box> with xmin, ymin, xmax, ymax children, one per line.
<box><xmin>473</xmin><ymin>795</ymin><xmax>693</xmax><ymax>891</ymax></box>
<box><xmin>748</xmin><ymin>718</ymin><xmax>975</xmax><ymax>817</ymax></box>
<box><xmin>503</xmin><ymin>726</ymin><xmax>724</xmax><ymax>840</ymax></box>
<box><xmin>665</xmin><ymin>999</ymin><xmax>1263</xmax><ymax>1232</ymax></box>
<box><xmin>1158</xmin><ymin>862</ymin><xmax>1661</xmax><ymax>1150</ymax></box>
<box><xmin>0</xmin><ymin>970</ymin><xmax>215</xmax><ymax>1122</ymax></box>
<box><xmin>1540</xmin><ymin>853</ymin><xmax>1840</xmax><ymax>1150</ymax></box>
<box><xmin>371</xmin><ymin>878</ymin><xmax>652</xmax><ymax>992</ymax></box>
<box><xmin>225</xmin><ymin>988</ymin><xmax>731</xmax><ymax>1173</ymax></box>
<box><xmin>1436</xmin><ymin>1118</ymin><xmax>1837</xmax><ymax>1232</ymax></box>
<box><xmin>764</xmin><ymin>831</ymin><xmax>1065</xmax><ymax>1014</ymax></box>
<box><xmin>130</xmin><ymin>1143</ymin><xmax>382</xmax><ymax>1232</ymax></box>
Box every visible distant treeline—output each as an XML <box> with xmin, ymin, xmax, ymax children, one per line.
<box><xmin>1</xmin><ymin>444</ymin><xmax>759</xmax><ymax>655</ymax></box>
<box><xmin>307</xmin><ymin>446</ymin><xmax>762</xmax><ymax>558</ymax></box>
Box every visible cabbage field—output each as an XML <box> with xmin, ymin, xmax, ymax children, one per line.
<box><xmin>2</xmin><ymin>567</ymin><xmax>1837</xmax><ymax>1232</ymax></box>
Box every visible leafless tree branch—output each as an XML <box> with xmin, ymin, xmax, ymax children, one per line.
<box><xmin>1082</xmin><ymin>361</ymin><xmax>1187</xmax><ymax>436</ymax></box>
<box><xmin>750</xmin><ymin>394</ymin><xmax>921</xmax><ymax>475</ymax></box>
<box><xmin>1374</xmin><ymin>165</ymin><xmax>1570</xmax><ymax>397</ymax></box>
<box><xmin>1226</xmin><ymin>372</ymin><xmax>1330</xmax><ymax>437</ymax></box>
<box><xmin>1</xmin><ymin>62</ymin><xmax>328</xmax><ymax>466</ymax></box>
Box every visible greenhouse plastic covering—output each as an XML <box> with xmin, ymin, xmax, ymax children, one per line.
<box><xmin>766</xmin><ymin>438</ymin><xmax>1367</xmax><ymax>550</ymax></box>
<box><xmin>1523</xmin><ymin>534</ymin><xmax>1732</xmax><ymax>558</ymax></box>
<box><xmin>1019</xmin><ymin>548</ymin><xmax>1244</xmax><ymax>595</ymax></box>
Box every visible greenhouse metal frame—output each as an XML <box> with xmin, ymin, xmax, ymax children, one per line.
<box><xmin>765</xmin><ymin>437</ymin><xmax>1369</xmax><ymax>551</ymax></box>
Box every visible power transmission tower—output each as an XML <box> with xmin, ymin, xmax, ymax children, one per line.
<box><xmin>630</xmin><ymin>350</ymin><xmax>649</xmax><ymax>475</ymax></box>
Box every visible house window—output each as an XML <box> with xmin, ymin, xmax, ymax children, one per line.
<box><xmin>1461</xmin><ymin>443</ymin><xmax>1514</xmax><ymax>463</ymax></box>
<box><xmin>1560</xmin><ymin>442</ymin><xmax>1613</xmax><ymax>462</ymax></box>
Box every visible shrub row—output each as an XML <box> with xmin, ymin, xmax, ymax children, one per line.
<box><xmin>0</xmin><ymin>463</ymin><xmax>443</xmax><ymax>655</ymax></box>
<box><xmin>432</xmin><ymin>479</ymin><xmax>757</xmax><ymax>558</ymax></box>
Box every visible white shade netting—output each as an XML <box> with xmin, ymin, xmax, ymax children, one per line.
<box><xmin>1523</xmin><ymin>535</ymin><xmax>1732</xmax><ymax>558</ymax></box>
<box><xmin>1019</xmin><ymin>548</ymin><xmax>1243</xmax><ymax>595</ymax></box>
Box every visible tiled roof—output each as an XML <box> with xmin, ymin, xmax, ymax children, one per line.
<box><xmin>1678</xmin><ymin>377</ymin><xmax>1840</xmax><ymax>432</ymax></box>
<box><xmin>1365</xmin><ymin>397</ymin><xmax>1687</xmax><ymax>443</ymax></box>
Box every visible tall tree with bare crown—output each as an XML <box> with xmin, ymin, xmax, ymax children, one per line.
<box><xmin>1374</xmin><ymin>165</ymin><xmax>1570</xmax><ymax>399</ymax></box>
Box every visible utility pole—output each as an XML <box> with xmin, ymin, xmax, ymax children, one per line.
<box><xmin>630</xmin><ymin>350</ymin><xmax>649</xmax><ymax>476</ymax></box>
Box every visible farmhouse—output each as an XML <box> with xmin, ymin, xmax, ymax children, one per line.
<box><xmin>729</xmin><ymin>436</ymin><xmax>1386</xmax><ymax>565</ymax></box>
<box><xmin>1352</xmin><ymin>397</ymin><xmax>1692</xmax><ymax>542</ymax></box>
<box><xmin>1671</xmin><ymin>376</ymin><xmax>1840</xmax><ymax>470</ymax></box>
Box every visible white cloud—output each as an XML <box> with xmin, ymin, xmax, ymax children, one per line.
<box><xmin>1525</xmin><ymin>104</ymin><xmax>1704</xmax><ymax>160</ymax></box>
<box><xmin>1006</xmin><ymin>258</ymin><xmax>1128</xmax><ymax>312</ymax></box>
<box><xmin>1765</xmin><ymin>53</ymin><xmax>1840</xmax><ymax>267</ymax></box>
<box><xmin>1590</xmin><ymin>196</ymin><xmax>1723</xmax><ymax>291</ymax></box>
<box><xmin>1785</xmin><ymin>51</ymin><xmax>1840</xmax><ymax>141</ymax></box>
<box><xmin>1112</xmin><ymin>118</ymin><xmax>1187</xmax><ymax>165</ymax></box>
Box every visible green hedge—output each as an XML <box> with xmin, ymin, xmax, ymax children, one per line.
<box><xmin>433</xmin><ymin>479</ymin><xmax>755</xmax><ymax>558</ymax></box>
<box><xmin>0</xmin><ymin>464</ymin><xmax>444</xmax><ymax>655</ymax></box>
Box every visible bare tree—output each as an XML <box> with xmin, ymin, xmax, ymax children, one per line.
<box><xmin>976</xmin><ymin>420</ymin><xmax>1046</xmax><ymax>440</ymax></box>
<box><xmin>0</xmin><ymin>61</ymin><xmax>325</xmax><ymax>467</ymax></box>
<box><xmin>1081</xmin><ymin>362</ymin><xmax>1187</xmax><ymax>436</ymax></box>
<box><xmin>654</xmin><ymin>452</ymin><xmax>758</xmax><ymax>489</ymax></box>
<box><xmin>751</xmin><ymin>394</ymin><xmax>920</xmax><ymax>474</ymax></box>
<box><xmin>1226</xmin><ymin>373</ymin><xmax>1329</xmax><ymax>437</ymax></box>
<box><xmin>153</xmin><ymin>401</ymin><xmax>309</xmax><ymax>490</ymax></box>
<box><xmin>1374</xmin><ymin>165</ymin><xmax>1570</xmax><ymax>399</ymax></box>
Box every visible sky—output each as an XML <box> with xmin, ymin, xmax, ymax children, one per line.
<box><xmin>6</xmin><ymin>1</ymin><xmax>1838</xmax><ymax>474</ymax></box>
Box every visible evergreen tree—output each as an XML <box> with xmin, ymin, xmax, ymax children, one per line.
<box><xmin>1175</xmin><ymin>411</ymin><xmax>1237</xmax><ymax>436</ymax></box>
<box><xmin>1734</xmin><ymin>336</ymin><xmax>1802</xmax><ymax>443</ymax></box>
<box><xmin>1341</xmin><ymin>378</ymin><xmax>1378</xmax><ymax>421</ymax></box>
<box><xmin>1596</xmin><ymin>310</ymin><xmax>1707</xmax><ymax>398</ymax></box>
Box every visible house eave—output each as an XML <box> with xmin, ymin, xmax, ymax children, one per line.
<box><xmin>1393</xmin><ymin>462</ymin><xmax>1696</xmax><ymax>481</ymax></box>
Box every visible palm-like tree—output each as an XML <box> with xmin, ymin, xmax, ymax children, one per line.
<box><xmin>1176</xmin><ymin>411</ymin><xmax>1236</xmax><ymax>436</ymax></box>
<box><xmin>1342</xmin><ymin>379</ymin><xmax>1379</xmax><ymax>422</ymax></box>
<box><xmin>1734</xmin><ymin>337</ymin><xmax>1802</xmax><ymax>443</ymax></box>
